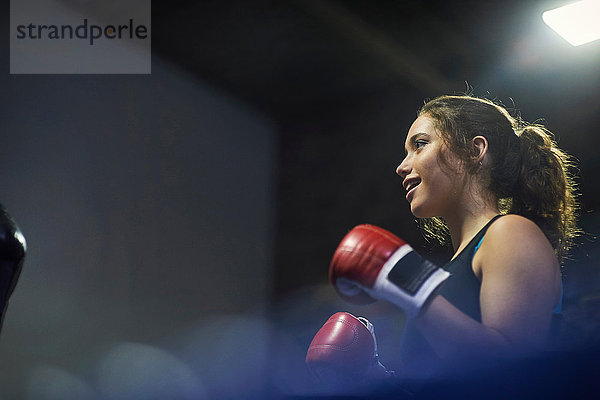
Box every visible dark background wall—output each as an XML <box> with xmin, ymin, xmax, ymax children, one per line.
<box><xmin>0</xmin><ymin>55</ymin><xmax>276</xmax><ymax>399</ymax></box>
<box><xmin>0</xmin><ymin>1</ymin><xmax>599</xmax><ymax>398</ymax></box>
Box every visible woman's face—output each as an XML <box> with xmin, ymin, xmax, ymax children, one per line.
<box><xmin>396</xmin><ymin>114</ymin><xmax>464</xmax><ymax>218</ymax></box>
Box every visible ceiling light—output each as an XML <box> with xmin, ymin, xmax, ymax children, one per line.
<box><xmin>542</xmin><ymin>0</ymin><xmax>600</xmax><ymax>46</ymax></box>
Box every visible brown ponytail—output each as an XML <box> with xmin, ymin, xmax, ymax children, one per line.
<box><xmin>416</xmin><ymin>95</ymin><xmax>580</xmax><ymax>262</ymax></box>
<box><xmin>513</xmin><ymin>125</ymin><xmax>579</xmax><ymax>261</ymax></box>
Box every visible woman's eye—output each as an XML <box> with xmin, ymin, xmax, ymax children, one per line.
<box><xmin>415</xmin><ymin>140</ymin><xmax>427</xmax><ymax>149</ymax></box>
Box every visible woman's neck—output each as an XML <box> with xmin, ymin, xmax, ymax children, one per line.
<box><xmin>445</xmin><ymin>198</ymin><xmax>499</xmax><ymax>258</ymax></box>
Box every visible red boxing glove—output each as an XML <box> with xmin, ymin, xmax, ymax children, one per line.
<box><xmin>329</xmin><ymin>224</ymin><xmax>449</xmax><ymax>317</ymax></box>
<box><xmin>306</xmin><ymin>312</ymin><xmax>391</xmax><ymax>388</ymax></box>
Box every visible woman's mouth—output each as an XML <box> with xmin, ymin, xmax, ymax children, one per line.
<box><xmin>405</xmin><ymin>179</ymin><xmax>421</xmax><ymax>201</ymax></box>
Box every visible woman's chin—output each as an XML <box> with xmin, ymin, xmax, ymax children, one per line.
<box><xmin>410</xmin><ymin>203</ymin><xmax>435</xmax><ymax>219</ymax></box>
<box><xmin>410</xmin><ymin>204</ymin><xmax>425</xmax><ymax>218</ymax></box>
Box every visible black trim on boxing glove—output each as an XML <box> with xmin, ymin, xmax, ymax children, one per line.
<box><xmin>387</xmin><ymin>252</ymin><xmax>439</xmax><ymax>296</ymax></box>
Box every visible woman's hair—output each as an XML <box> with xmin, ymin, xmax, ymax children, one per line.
<box><xmin>417</xmin><ymin>95</ymin><xmax>580</xmax><ymax>262</ymax></box>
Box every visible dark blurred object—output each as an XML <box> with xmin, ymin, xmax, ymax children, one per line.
<box><xmin>412</xmin><ymin>347</ymin><xmax>600</xmax><ymax>400</ymax></box>
<box><xmin>292</xmin><ymin>345</ymin><xmax>600</xmax><ymax>400</ymax></box>
<box><xmin>0</xmin><ymin>204</ymin><xmax>26</xmax><ymax>332</ymax></box>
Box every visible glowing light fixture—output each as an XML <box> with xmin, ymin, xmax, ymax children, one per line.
<box><xmin>542</xmin><ymin>0</ymin><xmax>600</xmax><ymax>46</ymax></box>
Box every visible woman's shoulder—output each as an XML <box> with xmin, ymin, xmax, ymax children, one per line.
<box><xmin>484</xmin><ymin>214</ymin><xmax>554</xmax><ymax>252</ymax></box>
<box><xmin>488</xmin><ymin>214</ymin><xmax>544</xmax><ymax>238</ymax></box>
<box><xmin>474</xmin><ymin>214</ymin><xmax>558</xmax><ymax>276</ymax></box>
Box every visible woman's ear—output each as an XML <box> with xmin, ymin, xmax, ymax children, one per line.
<box><xmin>472</xmin><ymin>136</ymin><xmax>489</xmax><ymax>165</ymax></box>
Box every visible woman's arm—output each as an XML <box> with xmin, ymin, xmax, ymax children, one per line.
<box><xmin>414</xmin><ymin>215</ymin><xmax>562</xmax><ymax>360</ymax></box>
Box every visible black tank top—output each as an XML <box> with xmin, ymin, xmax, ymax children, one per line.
<box><xmin>398</xmin><ymin>215</ymin><xmax>502</xmax><ymax>380</ymax></box>
<box><xmin>439</xmin><ymin>215</ymin><xmax>503</xmax><ymax>320</ymax></box>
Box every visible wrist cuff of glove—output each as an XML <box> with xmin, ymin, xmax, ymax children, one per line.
<box><xmin>371</xmin><ymin>245</ymin><xmax>450</xmax><ymax>318</ymax></box>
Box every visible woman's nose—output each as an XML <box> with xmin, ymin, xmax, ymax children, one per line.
<box><xmin>396</xmin><ymin>156</ymin><xmax>410</xmax><ymax>178</ymax></box>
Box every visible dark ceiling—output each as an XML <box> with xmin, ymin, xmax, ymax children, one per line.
<box><xmin>152</xmin><ymin>0</ymin><xmax>600</xmax><ymax>121</ymax></box>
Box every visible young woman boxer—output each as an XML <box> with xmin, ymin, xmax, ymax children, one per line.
<box><xmin>308</xmin><ymin>95</ymin><xmax>580</xmax><ymax>388</ymax></box>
